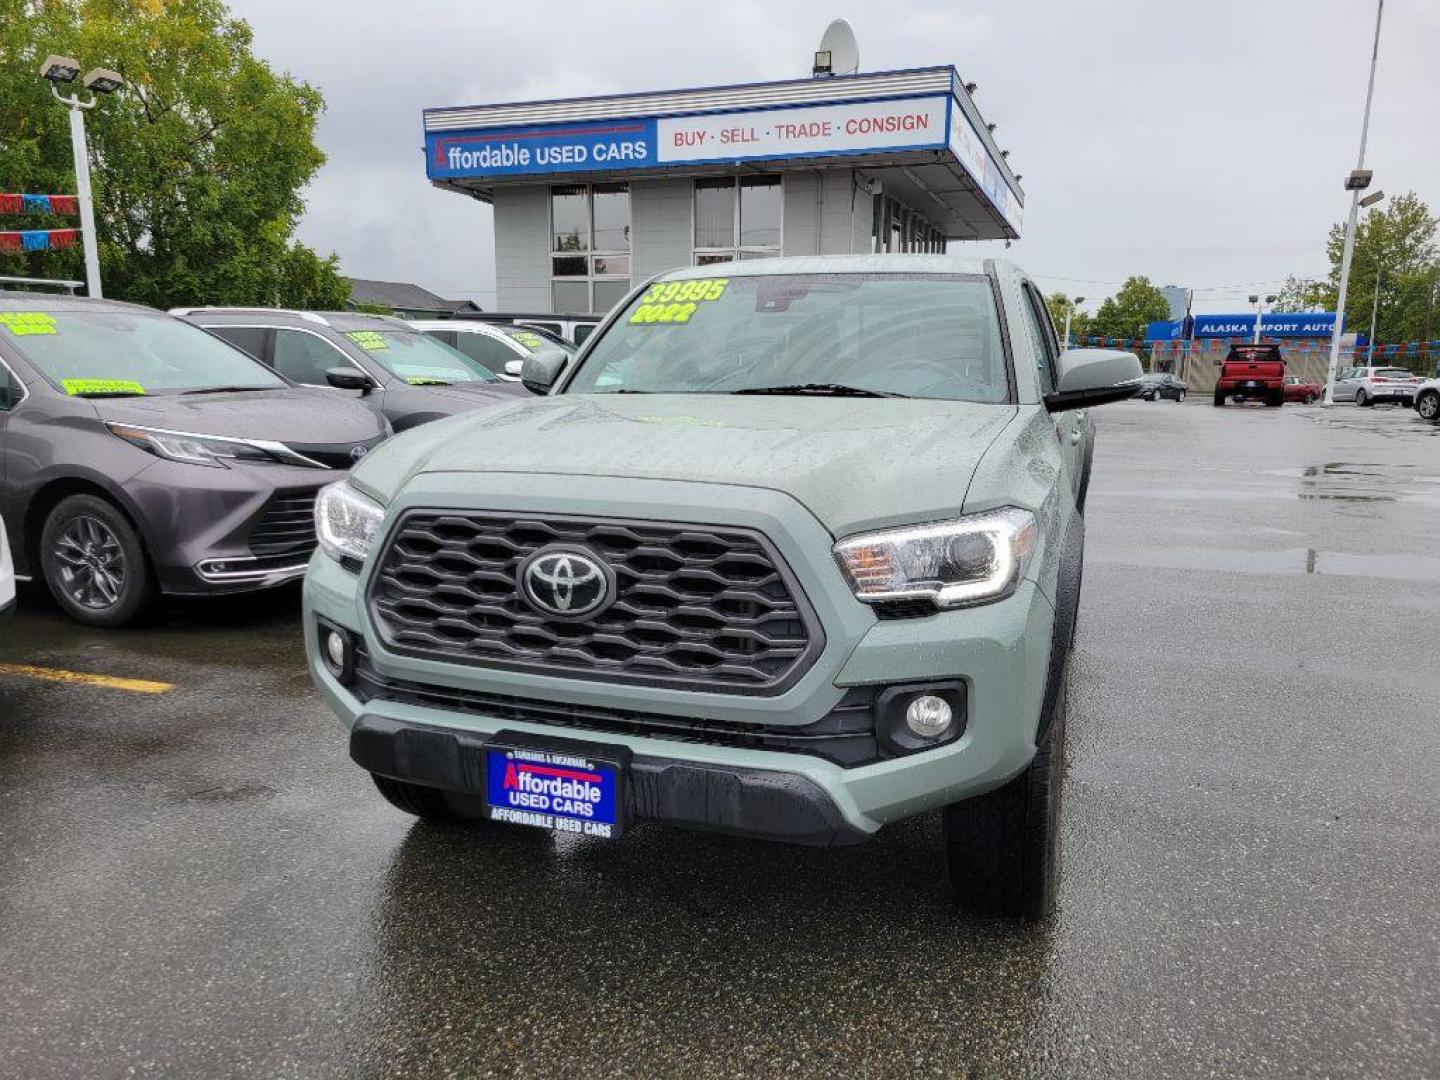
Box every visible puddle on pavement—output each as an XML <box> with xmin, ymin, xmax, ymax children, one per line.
<box><xmin>1253</xmin><ymin>462</ymin><xmax>1440</xmax><ymax>504</ymax></box>
<box><xmin>1096</xmin><ymin>546</ymin><xmax>1440</xmax><ymax>583</ymax></box>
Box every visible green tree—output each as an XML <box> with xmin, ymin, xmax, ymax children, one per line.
<box><xmin>1045</xmin><ymin>291</ymin><xmax>1091</xmax><ymax>345</ymax></box>
<box><xmin>1323</xmin><ymin>191</ymin><xmax>1438</xmax><ymax>344</ymax></box>
<box><xmin>1272</xmin><ymin>274</ymin><xmax>1329</xmax><ymax>313</ymax></box>
<box><xmin>1088</xmin><ymin>276</ymin><xmax>1170</xmax><ymax>343</ymax></box>
<box><xmin>0</xmin><ymin>0</ymin><xmax>348</xmax><ymax>309</ymax></box>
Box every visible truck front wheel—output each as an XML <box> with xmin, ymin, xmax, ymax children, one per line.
<box><xmin>944</xmin><ymin>663</ymin><xmax>1068</xmax><ymax>922</ymax></box>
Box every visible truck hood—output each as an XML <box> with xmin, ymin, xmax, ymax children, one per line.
<box><xmin>93</xmin><ymin>387</ymin><xmax>385</xmax><ymax>444</ymax></box>
<box><xmin>359</xmin><ymin>393</ymin><xmax>1017</xmax><ymax>536</ymax></box>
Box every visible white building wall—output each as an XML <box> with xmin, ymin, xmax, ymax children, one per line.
<box><xmin>780</xmin><ymin>168</ymin><xmax>871</xmax><ymax>257</ymax></box>
<box><xmin>630</xmin><ymin>178</ymin><xmax>692</xmax><ymax>282</ymax></box>
<box><xmin>492</xmin><ymin>186</ymin><xmax>551</xmax><ymax>311</ymax></box>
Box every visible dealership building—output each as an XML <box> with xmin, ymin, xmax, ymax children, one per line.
<box><xmin>422</xmin><ymin>66</ymin><xmax>1024</xmax><ymax>314</ymax></box>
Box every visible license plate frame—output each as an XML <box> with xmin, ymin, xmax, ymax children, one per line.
<box><xmin>482</xmin><ymin>732</ymin><xmax>628</xmax><ymax>839</ymax></box>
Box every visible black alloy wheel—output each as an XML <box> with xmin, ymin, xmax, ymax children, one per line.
<box><xmin>40</xmin><ymin>494</ymin><xmax>155</xmax><ymax>626</ymax></box>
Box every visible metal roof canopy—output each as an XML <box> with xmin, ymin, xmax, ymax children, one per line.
<box><xmin>423</xmin><ymin>66</ymin><xmax>1024</xmax><ymax>241</ymax></box>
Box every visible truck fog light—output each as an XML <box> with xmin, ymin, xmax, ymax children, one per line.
<box><xmin>905</xmin><ymin>694</ymin><xmax>953</xmax><ymax>738</ymax></box>
<box><xmin>324</xmin><ymin>629</ymin><xmax>347</xmax><ymax>672</ymax></box>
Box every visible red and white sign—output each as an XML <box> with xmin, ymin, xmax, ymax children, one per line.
<box><xmin>657</xmin><ymin>96</ymin><xmax>949</xmax><ymax>163</ymax></box>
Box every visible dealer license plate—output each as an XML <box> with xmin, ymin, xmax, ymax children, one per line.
<box><xmin>484</xmin><ymin>745</ymin><xmax>623</xmax><ymax>838</ymax></box>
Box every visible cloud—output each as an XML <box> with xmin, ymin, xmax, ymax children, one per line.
<box><xmin>230</xmin><ymin>0</ymin><xmax>1439</xmax><ymax>315</ymax></box>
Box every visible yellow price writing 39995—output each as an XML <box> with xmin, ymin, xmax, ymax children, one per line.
<box><xmin>629</xmin><ymin>278</ymin><xmax>727</xmax><ymax>325</ymax></box>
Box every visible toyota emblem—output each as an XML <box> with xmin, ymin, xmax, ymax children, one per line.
<box><xmin>519</xmin><ymin>548</ymin><xmax>613</xmax><ymax>618</ymax></box>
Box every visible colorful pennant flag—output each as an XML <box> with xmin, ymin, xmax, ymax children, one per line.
<box><xmin>0</xmin><ymin>229</ymin><xmax>79</xmax><ymax>252</ymax></box>
<box><xmin>0</xmin><ymin>193</ymin><xmax>80</xmax><ymax>216</ymax></box>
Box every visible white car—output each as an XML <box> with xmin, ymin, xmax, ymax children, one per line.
<box><xmin>1332</xmin><ymin>365</ymin><xmax>1426</xmax><ymax>407</ymax></box>
<box><xmin>408</xmin><ymin>320</ymin><xmax>576</xmax><ymax>381</ymax></box>
<box><xmin>1</xmin><ymin>514</ymin><xmax>15</xmax><ymax>620</ymax></box>
<box><xmin>1414</xmin><ymin>378</ymin><xmax>1440</xmax><ymax>422</ymax></box>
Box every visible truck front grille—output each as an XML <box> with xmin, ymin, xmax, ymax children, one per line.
<box><xmin>367</xmin><ymin>512</ymin><xmax>822</xmax><ymax>695</ymax></box>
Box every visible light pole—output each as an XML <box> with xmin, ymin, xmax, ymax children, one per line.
<box><xmin>1249</xmin><ymin>293</ymin><xmax>1278</xmax><ymax>344</ymax></box>
<box><xmin>1062</xmin><ymin>296</ymin><xmax>1085</xmax><ymax>350</ymax></box>
<box><xmin>38</xmin><ymin>55</ymin><xmax>124</xmax><ymax>299</ymax></box>
<box><xmin>1323</xmin><ymin>0</ymin><xmax>1385</xmax><ymax>406</ymax></box>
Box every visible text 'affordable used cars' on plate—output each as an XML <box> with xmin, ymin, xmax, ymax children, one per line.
<box><xmin>0</xmin><ymin>294</ymin><xmax>389</xmax><ymax>626</ymax></box>
<box><xmin>303</xmin><ymin>254</ymin><xmax>1142</xmax><ymax>920</ymax></box>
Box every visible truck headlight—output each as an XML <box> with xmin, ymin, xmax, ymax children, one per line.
<box><xmin>315</xmin><ymin>482</ymin><xmax>385</xmax><ymax>563</ymax></box>
<box><xmin>833</xmin><ymin>508</ymin><xmax>1037</xmax><ymax>609</ymax></box>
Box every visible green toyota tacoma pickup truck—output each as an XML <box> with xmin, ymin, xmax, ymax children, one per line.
<box><xmin>304</xmin><ymin>255</ymin><xmax>1141</xmax><ymax>920</ymax></box>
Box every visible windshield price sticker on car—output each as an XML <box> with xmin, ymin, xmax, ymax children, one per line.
<box><xmin>61</xmin><ymin>378</ymin><xmax>146</xmax><ymax>396</ymax></box>
<box><xmin>345</xmin><ymin>331</ymin><xmax>389</xmax><ymax>351</ymax></box>
<box><xmin>629</xmin><ymin>278</ymin><xmax>728</xmax><ymax>325</ymax></box>
<box><xmin>509</xmin><ymin>330</ymin><xmax>546</xmax><ymax>350</ymax></box>
<box><xmin>0</xmin><ymin>312</ymin><xmax>58</xmax><ymax>336</ymax></box>
<box><xmin>485</xmin><ymin>746</ymin><xmax>622</xmax><ymax>837</ymax></box>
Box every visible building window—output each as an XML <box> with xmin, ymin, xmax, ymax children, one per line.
<box><xmin>871</xmin><ymin>194</ymin><xmax>946</xmax><ymax>254</ymax></box>
<box><xmin>550</xmin><ymin>182</ymin><xmax>630</xmax><ymax>313</ymax></box>
<box><xmin>693</xmin><ymin>175</ymin><xmax>781</xmax><ymax>264</ymax></box>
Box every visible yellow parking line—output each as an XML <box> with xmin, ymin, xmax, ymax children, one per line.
<box><xmin>0</xmin><ymin>663</ymin><xmax>175</xmax><ymax>694</ymax></box>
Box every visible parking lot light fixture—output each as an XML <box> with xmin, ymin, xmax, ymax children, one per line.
<box><xmin>1325</xmin><ymin>0</ymin><xmax>1386</xmax><ymax>407</ymax></box>
<box><xmin>40</xmin><ymin>54</ymin><xmax>82</xmax><ymax>83</ymax></box>
<box><xmin>39</xmin><ymin>55</ymin><xmax>124</xmax><ymax>299</ymax></box>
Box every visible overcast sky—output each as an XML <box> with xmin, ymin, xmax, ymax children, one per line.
<box><xmin>230</xmin><ymin>0</ymin><xmax>1437</xmax><ymax>316</ymax></box>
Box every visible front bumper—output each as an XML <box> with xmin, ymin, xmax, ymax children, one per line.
<box><xmin>304</xmin><ymin>479</ymin><xmax>1057</xmax><ymax>843</ymax></box>
<box><xmin>121</xmin><ymin>458</ymin><xmax>338</xmax><ymax>596</ymax></box>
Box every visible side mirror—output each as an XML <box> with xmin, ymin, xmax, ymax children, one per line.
<box><xmin>503</xmin><ymin>358</ymin><xmax>524</xmax><ymax>378</ymax></box>
<box><xmin>325</xmin><ymin>367</ymin><xmax>375</xmax><ymax>395</ymax></box>
<box><xmin>520</xmin><ymin>347</ymin><xmax>568</xmax><ymax>395</ymax></box>
<box><xmin>1045</xmin><ymin>349</ymin><xmax>1144</xmax><ymax>412</ymax></box>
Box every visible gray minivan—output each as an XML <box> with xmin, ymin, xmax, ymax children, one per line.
<box><xmin>0</xmin><ymin>293</ymin><xmax>387</xmax><ymax>626</ymax></box>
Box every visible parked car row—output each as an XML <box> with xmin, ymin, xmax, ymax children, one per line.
<box><xmin>0</xmin><ymin>295</ymin><xmax>553</xmax><ymax>626</ymax></box>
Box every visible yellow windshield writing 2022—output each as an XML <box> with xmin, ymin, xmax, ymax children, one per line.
<box><xmin>346</xmin><ymin>331</ymin><xmax>389</xmax><ymax>351</ymax></box>
<box><xmin>0</xmin><ymin>312</ymin><xmax>58</xmax><ymax>336</ymax></box>
<box><xmin>628</xmin><ymin>278</ymin><xmax>728</xmax><ymax>326</ymax></box>
<box><xmin>62</xmin><ymin>378</ymin><xmax>146</xmax><ymax>396</ymax></box>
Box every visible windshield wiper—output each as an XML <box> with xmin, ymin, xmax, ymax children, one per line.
<box><xmin>68</xmin><ymin>390</ymin><xmax>146</xmax><ymax>399</ymax></box>
<box><xmin>731</xmin><ymin>383</ymin><xmax>908</xmax><ymax>398</ymax></box>
<box><xmin>180</xmin><ymin>385</ymin><xmax>281</xmax><ymax>395</ymax></box>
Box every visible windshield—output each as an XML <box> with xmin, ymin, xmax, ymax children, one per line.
<box><xmin>564</xmin><ymin>272</ymin><xmax>1009</xmax><ymax>402</ymax></box>
<box><xmin>0</xmin><ymin>310</ymin><xmax>285</xmax><ymax>396</ymax></box>
<box><xmin>343</xmin><ymin>329</ymin><xmax>497</xmax><ymax>385</ymax></box>
<box><xmin>502</xmin><ymin>326</ymin><xmax>575</xmax><ymax>355</ymax></box>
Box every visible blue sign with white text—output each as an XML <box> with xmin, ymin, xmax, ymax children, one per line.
<box><xmin>427</xmin><ymin>119</ymin><xmax>658</xmax><ymax>179</ymax></box>
<box><xmin>1191</xmin><ymin>313</ymin><xmax>1340</xmax><ymax>339</ymax></box>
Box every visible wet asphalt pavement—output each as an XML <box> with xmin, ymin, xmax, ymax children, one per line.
<box><xmin>1</xmin><ymin>401</ymin><xmax>1438</xmax><ymax>1078</ymax></box>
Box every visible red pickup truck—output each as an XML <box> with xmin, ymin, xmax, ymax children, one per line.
<box><xmin>1215</xmin><ymin>344</ymin><xmax>1286</xmax><ymax>407</ymax></box>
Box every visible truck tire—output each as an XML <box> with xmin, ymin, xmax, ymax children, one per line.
<box><xmin>372</xmin><ymin>773</ymin><xmax>488</xmax><ymax>824</ymax></box>
<box><xmin>1213</xmin><ymin>391</ymin><xmax>1225</xmax><ymax>407</ymax></box>
<box><xmin>39</xmin><ymin>493</ymin><xmax>156</xmax><ymax>627</ymax></box>
<box><xmin>1417</xmin><ymin>390</ymin><xmax>1440</xmax><ymax>421</ymax></box>
<box><xmin>944</xmin><ymin>657</ymin><xmax>1068</xmax><ymax>922</ymax></box>
<box><xmin>1265</xmin><ymin>389</ymin><xmax>1283</xmax><ymax>407</ymax></box>
<box><xmin>1356</xmin><ymin>389</ymin><xmax>1371</xmax><ymax>407</ymax></box>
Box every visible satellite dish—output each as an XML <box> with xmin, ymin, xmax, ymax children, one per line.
<box><xmin>813</xmin><ymin>18</ymin><xmax>860</xmax><ymax>78</ymax></box>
